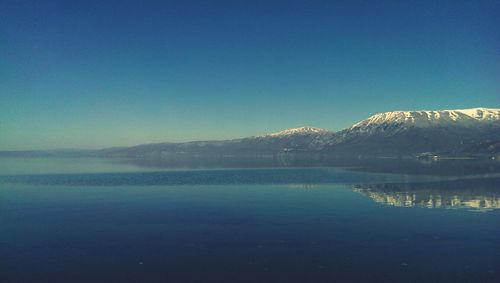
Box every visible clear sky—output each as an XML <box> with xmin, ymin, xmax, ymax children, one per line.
<box><xmin>1</xmin><ymin>0</ymin><xmax>499</xmax><ymax>150</ymax></box>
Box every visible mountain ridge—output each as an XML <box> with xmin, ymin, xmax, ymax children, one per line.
<box><xmin>1</xmin><ymin>107</ymin><xmax>499</xmax><ymax>157</ymax></box>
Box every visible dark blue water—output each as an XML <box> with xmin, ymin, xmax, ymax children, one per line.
<box><xmin>1</xmin><ymin>158</ymin><xmax>500</xmax><ymax>282</ymax></box>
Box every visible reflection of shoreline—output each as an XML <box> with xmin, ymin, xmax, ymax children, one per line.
<box><xmin>113</xmin><ymin>156</ymin><xmax>500</xmax><ymax>177</ymax></box>
<box><xmin>353</xmin><ymin>178</ymin><xmax>500</xmax><ymax>211</ymax></box>
<box><xmin>285</xmin><ymin>184</ymin><xmax>319</xmax><ymax>189</ymax></box>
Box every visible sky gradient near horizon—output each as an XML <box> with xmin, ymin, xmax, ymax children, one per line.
<box><xmin>1</xmin><ymin>0</ymin><xmax>499</xmax><ymax>150</ymax></box>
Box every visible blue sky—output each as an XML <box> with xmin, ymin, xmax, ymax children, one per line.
<box><xmin>1</xmin><ymin>0</ymin><xmax>499</xmax><ymax>150</ymax></box>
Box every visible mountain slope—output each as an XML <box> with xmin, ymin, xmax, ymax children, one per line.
<box><xmin>98</xmin><ymin>127</ymin><xmax>335</xmax><ymax>157</ymax></box>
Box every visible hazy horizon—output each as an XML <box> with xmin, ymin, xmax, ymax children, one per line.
<box><xmin>1</xmin><ymin>0</ymin><xmax>499</xmax><ymax>150</ymax></box>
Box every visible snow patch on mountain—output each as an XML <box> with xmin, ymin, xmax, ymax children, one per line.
<box><xmin>264</xmin><ymin>126</ymin><xmax>330</xmax><ymax>137</ymax></box>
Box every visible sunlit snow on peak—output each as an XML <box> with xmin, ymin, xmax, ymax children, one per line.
<box><xmin>264</xmin><ymin>126</ymin><xmax>329</xmax><ymax>137</ymax></box>
<box><xmin>350</xmin><ymin>107</ymin><xmax>500</xmax><ymax>130</ymax></box>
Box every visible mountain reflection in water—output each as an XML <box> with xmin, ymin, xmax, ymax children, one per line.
<box><xmin>354</xmin><ymin>177</ymin><xmax>500</xmax><ymax>211</ymax></box>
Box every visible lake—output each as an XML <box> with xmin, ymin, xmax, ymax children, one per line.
<box><xmin>1</xmin><ymin>157</ymin><xmax>500</xmax><ymax>282</ymax></box>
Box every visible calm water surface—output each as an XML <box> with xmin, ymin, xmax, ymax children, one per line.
<box><xmin>1</xmin><ymin>158</ymin><xmax>499</xmax><ymax>282</ymax></box>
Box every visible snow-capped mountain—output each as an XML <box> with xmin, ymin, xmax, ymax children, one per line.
<box><xmin>3</xmin><ymin>107</ymin><xmax>499</xmax><ymax>158</ymax></box>
<box><xmin>264</xmin><ymin>126</ymin><xmax>329</xmax><ymax>137</ymax></box>
<box><xmin>323</xmin><ymin>107</ymin><xmax>500</xmax><ymax>155</ymax></box>
<box><xmin>349</xmin><ymin>108</ymin><xmax>500</xmax><ymax>135</ymax></box>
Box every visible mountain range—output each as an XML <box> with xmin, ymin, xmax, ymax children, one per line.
<box><xmin>2</xmin><ymin>107</ymin><xmax>500</xmax><ymax>158</ymax></box>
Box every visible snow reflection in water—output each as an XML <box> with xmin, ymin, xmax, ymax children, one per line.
<box><xmin>354</xmin><ymin>177</ymin><xmax>500</xmax><ymax>211</ymax></box>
